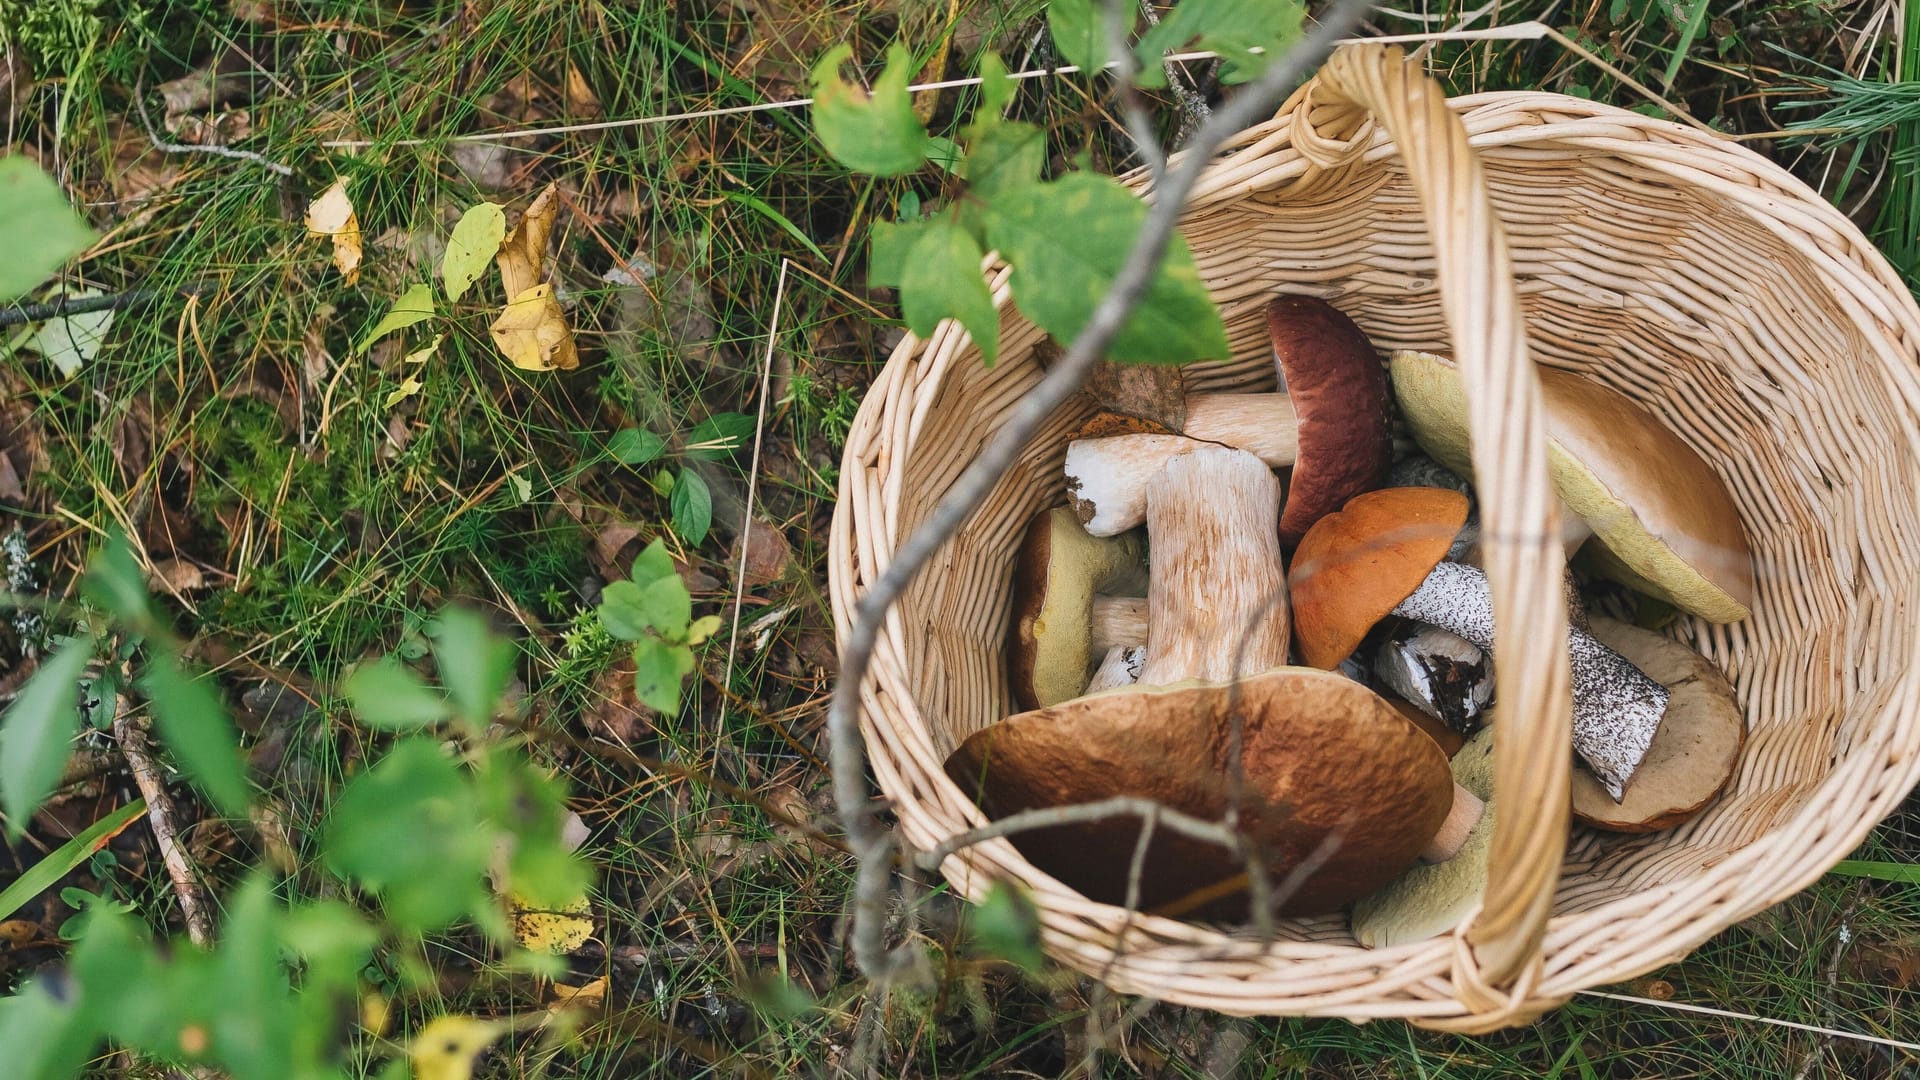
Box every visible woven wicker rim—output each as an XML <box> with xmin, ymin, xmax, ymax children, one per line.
<box><xmin>828</xmin><ymin>44</ymin><xmax>1920</xmax><ymax>1029</ymax></box>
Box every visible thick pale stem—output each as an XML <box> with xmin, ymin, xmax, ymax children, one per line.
<box><xmin>1421</xmin><ymin>785</ymin><xmax>1485</xmax><ymax>863</ymax></box>
<box><xmin>1090</xmin><ymin>595</ymin><xmax>1149</xmax><ymax>652</ymax></box>
<box><xmin>1393</xmin><ymin>561</ymin><xmax>1669</xmax><ymax>800</ymax></box>
<box><xmin>1065</xmin><ymin>394</ymin><xmax>1301</xmax><ymax>537</ymax></box>
<box><xmin>1137</xmin><ymin>446</ymin><xmax>1289</xmax><ymax>685</ymax></box>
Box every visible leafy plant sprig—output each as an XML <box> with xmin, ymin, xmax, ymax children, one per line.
<box><xmin>594</xmin><ymin>538</ymin><xmax>721</xmax><ymax>715</ymax></box>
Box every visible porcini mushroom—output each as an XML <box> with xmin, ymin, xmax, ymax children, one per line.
<box><xmin>1064</xmin><ymin>296</ymin><xmax>1392</xmax><ymax>545</ymax></box>
<box><xmin>1389</xmin><ymin>350</ymin><xmax>1754</xmax><ymax>623</ymax></box>
<box><xmin>1290</xmin><ymin>487</ymin><xmax>1670</xmax><ymax>800</ymax></box>
<box><xmin>1570</xmin><ymin>617</ymin><xmax>1746</xmax><ymax>832</ymax></box>
<box><xmin>1351</xmin><ymin>724</ymin><xmax>1498</xmax><ymax>947</ymax></box>
<box><xmin>1006</xmin><ymin>507</ymin><xmax>1149</xmax><ymax>710</ymax></box>
<box><xmin>955</xmin><ymin>446</ymin><xmax>1469</xmax><ymax>918</ymax></box>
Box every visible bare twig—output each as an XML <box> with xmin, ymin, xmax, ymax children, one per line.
<box><xmin>111</xmin><ymin>692</ymin><xmax>215</xmax><ymax>947</ymax></box>
<box><xmin>0</xmin><ymin>280</ymin><xmax>217</xmax><ymax>330</ymax></box>
<box><xmin>133</xmin><ymin>72</ymin><xmax>292</xmax><ymax>178</ymax></box>
<box><xmin>1108</xmin><ymin>0</ymin><xmax>1169</xmax><ymax>181</ymax></box>
<box><xmin>723</xmin><ymin>260</ymin><xmax>792</xmax><ymax>697</ymax></box>
<box><xmin>831</xmin><ymin>0</ymin><xmax>1377</xmax><ymax>983</ymax></box>
<box><xmin>1137</xmin><ymin>0</ymin><xmax>1217</xmax><ymax>143</ymax></box>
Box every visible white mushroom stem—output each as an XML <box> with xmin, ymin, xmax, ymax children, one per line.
<box><xmin>1376</xmin><ymin>624</ymin><xmax>1493</xmax><ymax>733</ymax></box>
<box><xmin>1137</xmin><ymin>446</ymin><xmax>1291</xmax><ymax>685</ymax></box>
<box><xmin>1393</xmin><ymin>560</ymin><xmax>1669</xmax><ymax>800</ymax></box>
<box><xmin>1085</xmin><ymin>645</ymin><xmax>1147</xmax><ymax>694</ymax></box>
<box><xmin>1065</xmin><ymin>395</ymin><xmax>1301</xmax><ymax>538</ymax></box>
<box><xmin>1089</xmin><ymin>595</ymin><xmax>1148</xmax><ymax>652</ymax></box>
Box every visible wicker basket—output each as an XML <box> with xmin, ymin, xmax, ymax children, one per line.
<box><xmin>826</xmin><ymin>43</ymin><xmax>1920</xmax><ymax>1030</ymax></box>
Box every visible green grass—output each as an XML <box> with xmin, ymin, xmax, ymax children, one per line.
<box><xmin>3</xmin><ymin>0</ymin><xmax>1920</xmax><ymax>1076</ymax></box>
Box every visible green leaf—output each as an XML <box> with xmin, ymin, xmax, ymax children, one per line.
<box><xmin>281</xmin><ymin>900</ymin><xmax>379</xmax><ymax>995</ymax></box>
<box><xmin>685</xmin><ymin>412</ymin><xmax>756</xmax><ymax>460</ymax></box>
<box><xmin>0</xmin><ymin>642</ymin><xmax>93</xmax><ymax>835</ymax></box>
<box><xmin>685</xmin><ymin>614</ymin><xmax>724</xmax><ymax>646</ymax></box>
<box><xmin>608</xmin><ymin>427</ymin><xmax>667</xmax><ymax>466</ymax></box>
<box><xmin>963</xmin><ymin>121</ymin><xmax>1046</xmax><ymax>200</ymax></box>
<box><xmin>901</xmin><ymin>220</ymin><xmax>1000</xmax><ymax>365</ymax></box>
<box><xmin>870</xmin><ymin>217</ymin><xmax>933</xmax><ymax>288</ymax></box>
<box><xmin>442</xmin><ymin>203</ymin><xmax>507</xmax><ymax>302</ymax></box>
<box><xmin>430</xmin><ymin>607</ymin><xmax>515</xmax><ymax>731</ymax></box>
<box><xmin>28</xmin><ymin>294</ymin><xmax>113</xmax><ymax>377</ymax></box>
<box><xmin>671</xmin><ymin>468</ymin><xmax>712</xmax><ymax>546</ymax></box>
<box><xmin>925</xmin><ymin>135</ymin><xmax>964</xmax><ymax>175</ymax></box>
<box><xmin>631</xmin><ymin>638</ymin><xmax>695</xmax><ymax>715</ymax></box>
<box><xmin>0</xmin><ymin>798</ymin><xmax>143</xmax><ymax>921</ymax></box>
<box><xmin>637</xmin><ymin>573</ymin><xmax>693</xmax><ymax>634</ymax></box>
<box><xmin>211</xmin><ymin>875</ymin><xmax>299</xmax><ymax>1078</ymax></box>
<box><xmin>1828</xmin><ymin>859</ymin><xmax>1920</xmax><ymax>884</ymax></box>
<box><xmin>1048</xmin><ymin>0</ymin><xmax>1130</xmax><ymax>73</ymax></box>
<box><xmin>968</xmin><ymin>880</ymin><xmax>1046</xmax><ymax>973</ymax></box>
<box><xmin>358</xmin><ymin>283</ymin><xmax>436</xmax><ymax>354</ymax></box>
<box><xmin>139</xmin><ymin>652</ymin><xmax>251</xmax><ymax>817</ymax></box>
<box><xmin>475</xmin><ymin>746</ymin><xmax>590</xmax><ymax>909</ymax></box>
<box><xmin>978</xmin><ymin>52</ymin><xmax>1016</xmax><ymax>117</ymax></box>
<box><xmin>1133</xmin><ymin>0</ymin><xmax>1303</xmax><ymax>88</ymax></box>
<box><xmin>986</xmin><ymin>172</ymin><xmax>1228</xmax><ymax>364</ymax></box>
<box><xmin>0</xmin><ymin>156</ymin><xmax>96</xmax><ymax>301</ymax></box>
<box><xmin>342</xmin><ymin>658</ymin><xmax>449</xmax><ymax>730</ymax></box>
<box><xmin>810</xmin><ymin>44</ymin><xmax>930</xmax><ymax>176</ymax></box>
<box><xmin>597</xmin><ymin>580</ymin><xmax>653</xmax><ymax>641</ymax></box>
<box><xmin>323</xmin><ymin>738</ymin><xmax>494</xmax><ymax>932</ymax></box>
<box><xmin>629</xmin><ymin>538</ymin><xmax>677</xmax><ymax>585</ymax></box>
<box><xmin>0</xmin><ymin>975</ymin><xmax>98</xmax><ymax>1080</ymax></box>
<box><xmin>82</xmin><ymin>531</ymin><xmax>152</xmax><ymax>629</ymax></box>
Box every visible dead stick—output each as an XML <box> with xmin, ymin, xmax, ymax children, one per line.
<box><xmin>112</xmin><ymin>692</ymin><xmax>215</xmax><ymax>947</ymax></box>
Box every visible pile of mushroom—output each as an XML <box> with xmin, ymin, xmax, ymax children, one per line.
<box><xmin>950</xmin><ymin>293</ymin><xmax>1756</xmax><ymax>943</ymax></box>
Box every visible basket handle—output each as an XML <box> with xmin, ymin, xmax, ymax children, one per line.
<box><xmin>1295</xmin><ymin>45</ymin><xmax>1575</xmax><ymax>1010</ymax></box>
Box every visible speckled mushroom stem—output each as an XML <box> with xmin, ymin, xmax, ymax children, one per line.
<box><xmin>1086</xmin><ymin>645</ymin><xmax>1147</xmax><ymax>694</ymax></box>
<box><xmin>1393</xmin><ymin>560</ymin><xmax>1669</xmax><ymax>800</ymax></box>
<box><xmin>1137</xmin><ymin>446</ymin><xmax>1290</xmax><ymax>686</ymax></box>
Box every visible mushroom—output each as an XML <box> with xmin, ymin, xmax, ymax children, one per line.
<box><xmin>1289</xmin><ymin>487</ymin><xmax>1670</xmax><ymax>800</ymax></box>
<box><xmin>1084</xmin><ymin>645</ymin><xmax>1146</xmax><ymax>694</ymax></box>
<box><xmin>1389</xmin><ymin>350</ymin><xmax>1754</xmax><ymax>623</ymax></box>
<box><xmin>1375</xmin><ymin>624</ymin><xmax>1494</xmax><ymax>736</ymax></box>
<box><xmin>1571</xmin><ymin>617</ymin><xmax>1746</xmax><ymax>832</ymax></box>
<box><xmin>1351</xmin><ymin>724</ymin><xmax>1498</xmax><ymax>947</ymax></box>
<box><xmin>1384</xmin><ymin>696</ymin><xmax>1466</xmax><ymax>757</ymax></box>
<box><xmin>953</xmin><ymin>446</ymin><xmax>1468</xmax><ymax>918</ymax></box>
<box><xmin>1006</xmin><ymin>507</ymin><xmax>1149</xmax><ymax>710</ymax></box>
<box><xmin>1064</xmin><ymin>296</ymin><xmax>1392</xmax><ymax>545</ymax></box>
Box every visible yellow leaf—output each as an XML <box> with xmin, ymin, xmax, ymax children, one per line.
<box><xmin>685</xmin><ymin>614</ymin><xmax>724</xmax><ymax>646</ymax></box>
<box><xmin>304</xmin><ymin>179</ymin><xmax>362</xmax><ymax>283</ymax></box>
<box><xmin>403</xmin><ymin>334</ymin><xmax>444</xmax><ymax>364</ymax></box>
<box><xmin>489</xmin><ymin>283</ymin><xmax>577</xmax><ymax>371</ymax></box>
<box><xmin>408</xmin><ymin>1016</ymin><xmax>507</xmax><ymax>1080</ymax></box>
<box><xmin>548</xmin><ymin>975</ymin><xmax>608</xmax><ymax>1010</ymax></box>
<box><xmin>508</xmin><ymin>889</ymin><xmax>594</xmax><ymax>954</ymax></box>
<box><xmin>443</xmin><ymin>203</ymin><xmax>507</xmax><ymax>303</ymax></box>
<box><xmin>384</xmin><ymin>375</ymin><xmax>424</xmax><ymax>408</ymax></box>
<box><xmin>497</xmin><ymin>182</ymin><xmax>558</xmax><ymax>300</ymax></box>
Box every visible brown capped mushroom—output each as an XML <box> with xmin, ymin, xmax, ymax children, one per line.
<box><xmin>1290</xmin><ymin>487</ymin><xmax>1670</xmax><ymax>800</ymax></box>
<box><xmin>1570</xmin><ymin>617</ymin><xmax>1746</xmax><ymax>832</ymax></box>
<box><xmin>1063</xmin><ymin>297</ymin><xmax>1391</xmax><ymax>545</ymax></box>
<box><xmin>1006</xmin><ymin>507</ymin><xmax>1148</xmax><ymax>711</ymax></box>
<box><xmin>955</xmin><ymin>446</ymin><xmax>1465</xmax><ymax>918</ymax></box>
<box><xmin>1389</xmin><ymin>350</ymin><xmax>1754</xmax><ymax>623</ymax></box>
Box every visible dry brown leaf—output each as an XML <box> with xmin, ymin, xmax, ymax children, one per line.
<box><xmin>497</xmin><ymin>182</ymin><xmax>559</xmax><ymax>300</ymax></box>
<box><xmin>489</xmin><ymin>283</ymin><xmax>577</xmax><ymax>371</ymax></box>
<box><xmin>733</xmin><ymin>520</ymin><xmax>792</xmax><ymax>588</ymax></box>
<box><xmin>304</xmin><ymin>179</ymin><xmax>362</xmax><ymax>283</ymax></box>
<box><xmin>564</xmin><ymin>65</ymin><xmax>601</xmax><ymax>118</ymax></box>
<box><xmin>147</xmin><ymin>558</ymin><xmax>207</xmax><ymax>593</ymax></box>
<box><xmin>549</xmin><ymin>976</ymin><xmax>608</xmax><ymax>1009</ymax></box>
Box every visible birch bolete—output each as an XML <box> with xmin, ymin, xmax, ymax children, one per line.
<box><xmin>1063</xmin><ymin>296</ymin><xmax>1392</xmax><ymax>546</ymax></box>
<box><xmin>1006</xmin><ymin>507</ymin><xmax>1149</xmax><ymax>710</ymax></box>
<box><xmin>953</xmin><ymin>446</ymin><xmax>1471</xmax><ymax>918</ymax></box>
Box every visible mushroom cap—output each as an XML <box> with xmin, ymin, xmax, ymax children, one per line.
<box><xmin>1352</xmin><ymin>726</ymin><xmax>1497</xmax><ymax>948</ymax></box>
<box><xmin>1267</xmin><ymin>297</ymin><xmax>1394</xmax><ymax>548</ymax></box>
<box><xmin>1288</xmin><ymin>487</ymin><xmax>1472</xmax><ymax>669</ymax></box>
<box><xmin>1571</xmin><ymin>617</ymin><xmax>1746</xmax><ymax>832</ymax></box>
<box><xmin>1385</xmin><ymin>697</ymin><xmax>1466</xmax><ymax>758</ymax></box>
<box><xmin>1007</xmin><ymin>508</ymin><xmax>1147</xmax><ymax>710</ymax></box>
<box><xmin>1389</xmin><ymin>350</ymin><xmax>1754</xmax><ymax>623</ymax></box>
<box><xmin>944</xmin><ymin>668</ymin><xmax>1452</xmax><ymax>919</ymax></box>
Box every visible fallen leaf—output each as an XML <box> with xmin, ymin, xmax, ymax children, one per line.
<box><xmin>408</xmin><ymin>1015</ymin><xmax>508</xmax><ymax>1080</ymax></box>
<box><xmin>384</xmin><ymin>376</ymin><xmax>424</xmax><ymax>408</ymax></box>
<box><xmin>732</xmin><ymin>521</ymin><xmax>791</xmax><ymax>588</ymax></box>
<box><xmin>592</xmin><ymin>523</ymin><xmax>642</xmax><ymax>577</ymax></box>
<box><xmin>403</xmin><ymin>334</ymin><xmax>443</xmax><ymax>364</ymax></box>
<box><xmin>509</xmin><ymin>891</ymin><xmax>595</xmax><ymax>954</ymax></box>
<box><xmin>497</xmin><ymin>183</ymin><xmax>558</xmax><ymax>300</ymax></box>
<box><xmin>300</xmin><ymin>309</ymin><xmax>335</xmax><ymax>392</ymax></box>
<box><xmin>548</xmin><ymin>975</ymin><xmax>607</xmax><ymax>1009</ymax></box>
<box><xmin>0</xmin><ymin>919</ymin><xmax>38</xmax><ymax>948</ymax></box>
<box><xmin>358</xmin><ymin>283</ymin><xmax>436</xmax><ymax>353</ymax></box>
<box><xmin>489</xmin><ymin>283</ymin><xmax>578</xmax><ymax>371</ymax></box>
<box><xmin>564</xmin><ymin>66</ymin><xmax>601</xmax><ymax>118</ymax></box>
<box><xmin>29</xmin><ymin>294</ymin><xmax>112</xmax><ymax>377</ymax></box>
<box><xmin>443</xmin><ymin>202</ymin><xmax>507</xmax><ymax>302</ymax></box>
<box><xmin>559</xmin><ymin>810</ymin><xmax>590</xmax><ymax>853</ymax></box>
<box><xmin>146</xmin><ymin>558</ymin><xmax>206</xmax><ymax>593</ymax></box>
<box><xmin>583</xmin><ymin>655</ymin><xmax>653</xmax><ymax>744</ymax></box>
<box><xmin>304</xmin><ymin>179</ymin><xmax>361</xmax><ymax>283</ymax></box>
<box><xmin>450</xmin><ymin>142</ymin><xmax>522</xmax><ymax>193</ymax></box>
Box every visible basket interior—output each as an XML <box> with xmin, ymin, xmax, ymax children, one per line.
<box><xmin>878</xmin><ymin>118</ymin><xmax>1920</xmax><ymax>945</ymax></box>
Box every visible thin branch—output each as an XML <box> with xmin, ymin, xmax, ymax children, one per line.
<box><xmin>1108</xmin><ymin>0</ymin><xmax>1168</xmax><ymax>181</ymax></box>
<box><xmin>1137</xmin><ymin>0</ymin><xmax>1217</xmax><ymax>143</ymax></box>
<box><xmin>134</xmin><ymin>72</ymin><xmax>292</xmax><ymax>178</ymax></box>
<box><xmin>913</xmin><ymin>794</ymin><xmax>1257</xmax><ymax>874</ymax></box>
<box><xmin>831</xmin><ymin>0</ymin><xmax>1379</xmax><ymax>983</ymax></box>
<box><xmin>0</xmin><ymin>280</ymin><xmax>216</xmax><ymax>330</ymax></box>
<box><xmin>112</xmin><ymin>692</ymin><xmax>215</xmax><ymax>947</ymax></box>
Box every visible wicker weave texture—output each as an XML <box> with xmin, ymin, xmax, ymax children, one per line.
<box><xmin>827</xmin><ymin>45</ymin><xmax>1920</xmax><ymax>1029</ymax></box>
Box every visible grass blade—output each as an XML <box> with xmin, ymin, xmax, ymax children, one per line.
<box><xmin>1827</xmin><ymin>859</ymin><xmax>1920</xmax><ymax>884</ymax></box>
<box><xmin>0</xmin><ymin>799</ymin><xmax>146</xmax><ymax>921</ymax></box>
